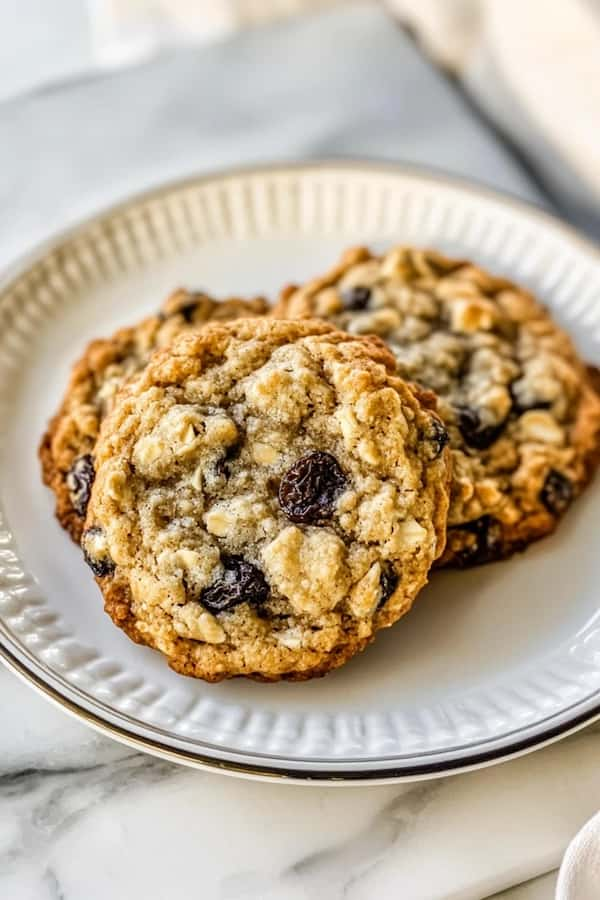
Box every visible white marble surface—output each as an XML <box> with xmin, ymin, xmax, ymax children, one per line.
<box><xmin>2</xmin><ymin>6</ymin><xmax>600</xmax><ymax>898</ymax></box>
<box><xmin>2</xmin><ymin>661</ymin><xmax>600</xmax><ymax>900</ymax></box>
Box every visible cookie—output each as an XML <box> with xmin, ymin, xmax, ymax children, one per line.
<box><xmin>39</xmin><ymin>289</ymin><xmax>268</xmax><ymax>542</ymax></box>
<box><xmin>274</xmin><ymin>246</ymin><xmax>600</xmax><ymax>566</ymax></box>
<box><xmin>82</xmin><ymin>318</ymin><xmax>451</xmax><ymax>681</ymax></box>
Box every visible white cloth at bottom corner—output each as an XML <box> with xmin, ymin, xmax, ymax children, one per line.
<box><xmin>556</xmin><ymin>811</ymin><xmax>600</xmax><ymax>900</ymax></box>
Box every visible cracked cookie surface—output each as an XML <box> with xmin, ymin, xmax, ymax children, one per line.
<box><xmin>83</xmin><ymin>318</ymin><xmax>451</xmax><ymax>681</ymax></box>
<box><xmin>39</xmin><ymin>289</ymin><xmax>268</xmax><ymax>541</ymax></box>
<box><xmin>274</xmin><ymin>246</ymin><xmax>600</xmax><ymax>566</ymax></box>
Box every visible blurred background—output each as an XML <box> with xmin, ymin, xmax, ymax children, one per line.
<box><xmin>1</xmin><ymin>5</ymin><xmax>599</xmax><ymax>898</ymax></box>
<box><xmin>1</xmin><ymin>0</ymin><xmax>599</xmax><ymax>270</ymax></box>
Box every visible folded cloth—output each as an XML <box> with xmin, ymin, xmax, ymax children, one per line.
<box><xmin>89</xmin><ymin>0</ymin><xmax>345</xmax><ymax>66</ymax></box>
<box><xmin>91</xmin><ymin>0</ymin><xmax>600</xmax><ymax>237</ymax></box>
<box><xmin>0</xmin><ymin>6</ymin><xmax>597</xmax><ymax>899</ymax></box>
<box><xmin>388</xmin><ymin>0</ymin><xmax>600</xmax><ymax>237</ymax></box>
<box><xmin>556</xmin><ymin>811</ymin><xmax>600</xmax><ymax>900</ymax></box>
<box><xmin>0</xmin><ymin>3</ymin><xmax>543</xmax><ymax>269</ymax></box>
<box><xmin>0</xmin><ymin>0</ymin><xmax>346</xmax><ymax>102</ymax></box>
<box><xmin>5</xmin><ymin>0</ymin><xmax>599</xmax><ymax>239</ymax></box>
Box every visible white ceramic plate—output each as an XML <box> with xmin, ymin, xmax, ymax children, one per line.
<box><xmin>2</xmin><ymin>162</ymin><xmax>600</xmax><ymax>784</ymax></box>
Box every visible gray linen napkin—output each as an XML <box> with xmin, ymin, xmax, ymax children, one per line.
<box><xmin>0</xmin><ymin>3</ymin><xmax>544</xmax><ymax>269</ymax></box>
<box><xmin>0</xmin><ymin>6</ymin><xmax>584</xmax><ymax>899</ymax></box>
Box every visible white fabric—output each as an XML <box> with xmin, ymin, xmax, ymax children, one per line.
<box><xmin>0</xmin><ymin>4</ymin><xmax>599</xmax><ymax>898</ymax></box>
<box><xmin>89</xmin><ymin>0</ymin><xmax>600</xmax><ymax>233</ymax></box>
<box><xmin>556</xmin><ymin>812</ymin><xmax>600</xmax><ymax>900</ymax></box>
<box><xmin>388</xmin><ymin>0</ymin><xmax>600</xmax><ymax>232</ymax></box>
<box><xmin>89</xmin><ymin>0</ymin><xmax>345</xmax><ymax>66</ymax></box>
<box><xmin>6</xmin><ymin>0</ymin><xmax>600</xmax><ymax>232</ymax></box>
<box><xmin>0</xmin><ymin>0</ymin><xmax>347</xmax><ymax>101</ymax></box>
<box><xmin>386</xmin><ymin>0</ymin><xmax>481</xmax><ymax>70</ymax></box>
<box><xmin>478</xmin><ymin>0</ymin><xmax>600</xmax><ymax>197</ymax></box>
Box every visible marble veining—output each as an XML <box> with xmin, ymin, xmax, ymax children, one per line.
<box><xmin>3</xmin><ymin>659</ymin><xmax>600</xmax><ymax>900</ymax></box>
<box><xmin>0</xmin><ymin>754</ymin><xmax>173</xmax><ymax>874</ymax></box>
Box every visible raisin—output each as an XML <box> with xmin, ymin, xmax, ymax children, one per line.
<box><xmin>457</xmin><ymin>407</ymin><xmax>506</xmax><ymax>450</ymax></box>
<box><xmin>66</xmin><ymin>454</ymin><xmax>95</xmax><ymax>517</ymax></box>
<box><xmin>540</xmin><ymin>469</ymin><xmax>573</xmax><ymax>515</ymax></box>
<box><xmin>425</xmin><ymin>418</ymin><xmax>449</xmax><ymax>459</ymax></box>
<box><xmin>82</xmin><ymin>527</ymin><xmax>115</xmax><ymax>578</ymax></box>
<box><xmin>178</xmin><ymin>301</ymin><xmax>200</xmax><ymax>323</ymax></box>
<box><xmin>165</xmin><ymin>291</ymin><xmax>206</xmax><ymax>322</ymax></box>
<box><xmin>451</xmin><ymin>515</ymin><xmax>502</xmax><ymax>568</ymax></box>
<box><xmin>378</xmin><ymin>564</ymin><xmax>400</xmax><ymax>609</ymax></box>
<box><xmin>278</xmin><ymin>451</ymin><xmax>347</xmax><ymax>525</ymax></box>
<box><xmin>201</xmin><ymin>555</ymin><xmax>269</xmax><ymax>613</ymax></box>
<box><xmin>84</xmin><ymin>553</ymin><xmax>115</xmax><ymax>578</ymax></box>
<box><xmin>342</xmin><ymin>285</ymin><xmax>371</xmax><ymax>311</ymax></box>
